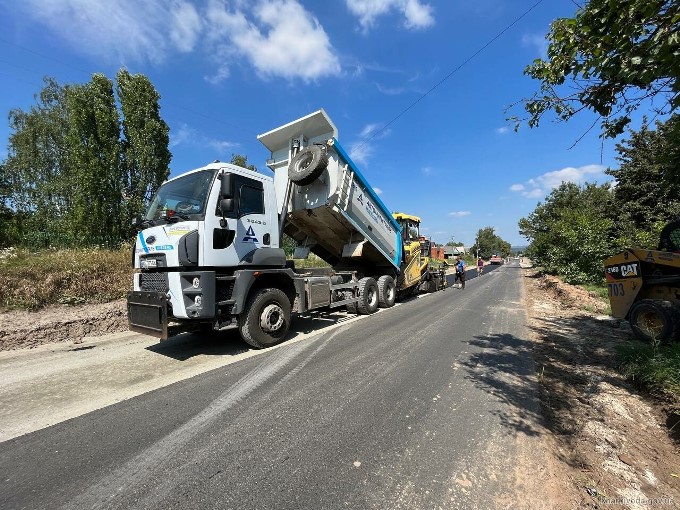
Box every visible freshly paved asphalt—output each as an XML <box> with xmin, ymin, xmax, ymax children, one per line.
<box><xmin>0</xmin><ymin>262</ymin><xmax>544</xmax><ymax>509</ymax></box>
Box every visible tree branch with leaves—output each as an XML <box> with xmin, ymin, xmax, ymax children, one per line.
<box><xmin>514</xmin><ymin>0</ymin><xmax>680</xmax><ymax>138</ymax></box>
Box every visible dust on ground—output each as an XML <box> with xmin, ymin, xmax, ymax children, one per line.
<box><xmin>523</xmin><ymin>267</ymin><xmax>679</xmax><ymax>509</ymax></box>
<box><xmin>1</xmin><ymin>268</ymin><xmax>679</xmax><ymax>509</ymax></box>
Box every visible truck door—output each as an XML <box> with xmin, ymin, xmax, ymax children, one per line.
<box><xmin>203</xmin><ymin>172</ymin><xmax>269</xmax><ymax>267</ymax></box>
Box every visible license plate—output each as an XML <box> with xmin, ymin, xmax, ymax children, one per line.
<box><xmin>141</xmin><ymin>258</ymin><xmax>157</xmax><ymax>269</ymax></box>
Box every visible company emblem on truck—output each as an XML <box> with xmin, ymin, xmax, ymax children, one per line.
<box><xmin>242</xmin><ymin>226</ymin><xmax>259</xmax><ymax>244</ymax></box>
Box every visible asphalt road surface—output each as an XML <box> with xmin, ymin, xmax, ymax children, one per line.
<box><xmin>1</xmin><ymin>261</ymin><xmax>546</xmax><ymax>509</ymax></box>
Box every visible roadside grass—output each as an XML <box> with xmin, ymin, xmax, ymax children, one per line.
<box><xmin>0</xmin><ymin>246</ymin><xmax>132</xmax><ymax>310</ymax></box>
<box><xmin>617</xmin><ymin>342</ymin><xmax>680</xmax><ymax>403</ymax></box>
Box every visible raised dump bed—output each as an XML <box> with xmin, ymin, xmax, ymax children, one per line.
<box><xmin>258</xmin><ymin>110</ymin><xmax>403</xmax><ymax>271</ymax></box>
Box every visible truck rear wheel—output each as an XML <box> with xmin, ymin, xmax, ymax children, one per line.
<box><xmin>239</xmin><ymin>288</ymin><xmax>292</xmax><ymax>349</ymax></box>
<box><xmin>288</xmin><ymin>145</ymin><xmax>328</xmax><ymax>186</ymax></box>
<box><xmin>356</xmin><ymin>277</ymin><xmax>379</xmax><ymax>315</ymax></box>
<box><xmin>377</xmin><ymin>275</ymin><xmax>396</xmax><ymax>308</ymax></box>
<box><xmin>629</xmin><ymin>299</ymin><xmax>680</xmax><ymax>344</ymax></box>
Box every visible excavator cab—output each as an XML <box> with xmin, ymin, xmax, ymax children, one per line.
<box><xmin>658</xmin><ymin>220</ymin><xmax>680</xmax><ymax>252</ymax></box>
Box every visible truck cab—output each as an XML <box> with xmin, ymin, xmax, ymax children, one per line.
<box><xmin>129</xmin><ymin>163</ymin><xmax>290</xmax><ymax>341</ymax></box>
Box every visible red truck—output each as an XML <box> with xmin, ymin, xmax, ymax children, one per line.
<box><xmin>489</xmin><ymin>254</ymin><xmax>504</xmax><ymax>265</ymax></box>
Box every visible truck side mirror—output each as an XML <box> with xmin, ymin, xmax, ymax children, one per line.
<box><xmin>220</xmin><ymin>198</ymin><xmax>234</xmax><ymax>214</ymax></box>
<box><xmin>220</xmin><ymin>173</ymin><xmax>234</xmax><ymax>199</ymax></box>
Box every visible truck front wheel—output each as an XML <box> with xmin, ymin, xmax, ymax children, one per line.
<box><xmin>357</xmin><ymin>277</ymin><xmax>379</xmax><ymax>315</ymax></box>
<box><xmin>629</xmin><ymin>299</ymin><xmax>680</xmax><ymax>344</ymax></box>
<box><xmin>239</xmin><ymin>288</ymin><xmax>292</xmax><ymax>349</ymax></box>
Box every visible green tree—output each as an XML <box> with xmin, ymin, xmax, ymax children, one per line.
<box><xmin>117</xmin><ymin>69</ymin><xmax>171</xmax><ymax>232</ymax></box>
<box><xmin>2</xmin><ymin>71</ymin><xmax>172</xmax><ymax>248</ymax></box>
<box><xmin>65</xmin><ymin>74</ymin><xmax>123</xmax><ymax>245</ymax></box>
<box><xmin>471</xmin><ymin>227</ymin><xmax>511</xmax><ymax>259</ymax></box>
<box><xmin>3</xmin><ymin>77</ymin><xmax>71</xmax><ymax>246</ymax></box>
<box><xmin>606</xmin><ymin>115</ymin><xmax>680</xmax><ymax>245</ymax></box>
<box><xmin>519</xmin><ymin>182</ymin><xmax>616</xmax><ymax>283</ymax></box>
<box><xmin>0</xmin><ymin>162</ymin><xmax>13</xmax><ymax>246</ymax></box>
<box><xmin>518</xmin><ymin>0</ymin><xmax>680</xmax><ymax>139</ymax></box>
<box><xmin>231</xmin><ymin>153</ymin><xmax>258</xmax><ymax>171</ymax></box>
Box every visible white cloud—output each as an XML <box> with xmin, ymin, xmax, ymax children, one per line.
<box><xmin>348</xmin><ymin>122</ymin><xmax>392</xmax><ymax>164</ymax></box>
<box><xmin>348</xmin><ymin>142</ymin><xmax>374</xmax><ymax>166</ymax></box>
<box><xmin>170</xmin><ymin>2</ymin><xmax>203</xmax><ymax>52</ymax></box>
<box><xmin>170</xmin><ymin>123</ymin><xmax>194</xmax><ymax>148</ymax></box>
<box><xmin>496</xmin><ymin>126</ymin><xmax>510</xmax><ymax>135</ymax></box>
<box><xmin>522</xmin><ymin>32</ymin><xmax>548</xmax><ymax>58</ymax></box>
<box><xmin>373</xmin><ymin>187</ymin><xmax>383</xmax><ymax>195</ymax></box>
<box><xmin>14</xmin><ymin>0</ymin><xmax>340</xmax><ymax>82</ymax></box>
<box><xmin>17</xmin><ymin>0</ymin><xmax>202</xmax><ymax>63</ymax></box>
<box><xmin>448</xmin><ymin>211</ymin><xmax>471</xmax><ymax>217</ymax></box>
<box><xmin>376</xmin><ymin>83</ymin><xmax>406</xmax><ymax>95</ymax></box>
<box><xmin>206</xmin><ymin>0</ymin><xmax>341</xmax><ymax>82</ymax></box>
<box><xmin>169</xmin><ymin>122</ymin><xmax>238</xmax><ymax>154</ymax></box>
<box><xmin>346</xmin><ymin>0</ymin><xmax>434</xmax><ymax>31</ymax></box>
<box><xmin>359</xmin><ymin>123</ymin><xmax>391</xmax><ymax>139</ymax></box>
<box><xmin>510</xmin><ymin>164</ymin><xmax>609</xmax><ymax>199</ymax></box>
<box><xmin>209</xmin><ymin>139</ymin><xmax>239</xmax><ymax>153</ymax></box>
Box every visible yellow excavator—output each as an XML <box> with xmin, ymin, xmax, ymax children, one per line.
<box><xmin>604</xmin><ymin>220</ymin><xmax>680</xmax><ymax>343</ymax></box>
<box><xmin>392</xmin><ymin>212</ymin><xmax>447</xmax><ymax>296</ymax></box>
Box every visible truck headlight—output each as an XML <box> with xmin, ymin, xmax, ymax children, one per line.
<box><xmin>194</xmin><ymin>295</ymin><xmax>202</xmax><ymax>307</ymax></box>
<box><xmin>192</xmin><ymin>277</ymin><xmax>200</xmax><ymax>289</ymax></box>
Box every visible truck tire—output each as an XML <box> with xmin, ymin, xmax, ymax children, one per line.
<box><xmin>288</xmin><ymin>145</ymin><xmax>328</xmax><ymax>186</ymax></box>
<box><xmin>239</xmin><ymin>288</ymin><xmax>292</xmax><ymax>349</ymax></box>
<box><xmin>377</xmin><ymin>275</ymin><xmax>396</xmax><ymax>308</ymax></box>
<box><xmin>629</xmin><ymin>299</ymin><xmax>680</xmax><ymax>344</ymax></box>
<box><xmin>356</xmin><ymin>277</ymin><xmax>379</xmax><ymax>315</ymax></box>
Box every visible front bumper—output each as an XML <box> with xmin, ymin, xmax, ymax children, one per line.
<box><xmin>127</xmin><ymin>291</ymin><xmax>169</xmax><ymax>339</ymax></box>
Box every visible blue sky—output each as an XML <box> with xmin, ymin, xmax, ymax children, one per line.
<box><xmin>0</xmin><ymin>0</ymin><xmax>642</xmax><ymax>246</ymax></box>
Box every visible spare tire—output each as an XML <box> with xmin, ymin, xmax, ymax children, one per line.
<box><xmin>288</xmin><ymin>145</ymin><xmax>328</xmax><ymax>186</ymax></box>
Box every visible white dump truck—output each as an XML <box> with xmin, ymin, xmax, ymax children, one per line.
<box><xmin>128</xmin><ymin>110</ymin><xmax>440</xmax><ymax>348</ymax></box>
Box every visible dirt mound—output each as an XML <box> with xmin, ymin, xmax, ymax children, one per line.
<box><xmin>0</xmin><ymin>300</ymin><xmax>128</xmax><ymax>351</ymax></box>
<box><xmin>533</xmin><ymin>272</ymin><xmax>609</xmax><ymax>314</ymax></box>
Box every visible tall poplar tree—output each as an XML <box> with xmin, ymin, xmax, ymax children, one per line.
<box><xmin>117</xmin><ymin>69</ymin><xmax>171</xmax><ymax>230</ymax></box>
<box><xmin>65</xmin><ymin>74</ymin><xmax>123</xmax><ymax>244</ymax></box>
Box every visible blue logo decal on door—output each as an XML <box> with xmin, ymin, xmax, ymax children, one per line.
<box><xmin>242</xmin><ymin>226</ymin><xmax>259</xmax><ymax>243</ymax></box>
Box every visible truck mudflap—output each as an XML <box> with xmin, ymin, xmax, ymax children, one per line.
<box><xmin>127</xmin><ymin>291</ymin><xmax>169</xmax><ymax>339</ymax></box>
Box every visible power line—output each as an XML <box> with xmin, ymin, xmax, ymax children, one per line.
<box><xmin>350</xmin><ymin>0</ymin><xmax>546</xmax><ymax>157</ymax></box>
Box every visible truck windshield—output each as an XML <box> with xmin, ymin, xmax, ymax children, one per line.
<box><xmin>145</xmin><ymin>169</ymin><xmax>217</xmax><ymax>221</ymax></box>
